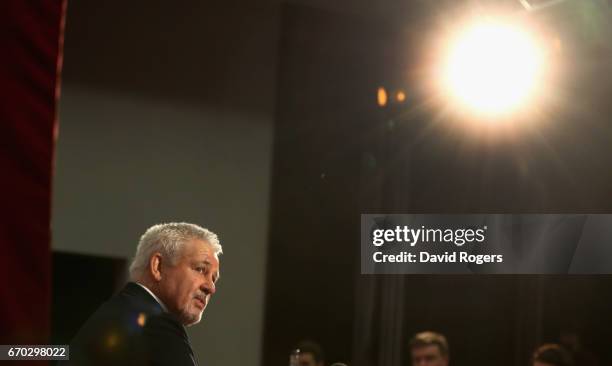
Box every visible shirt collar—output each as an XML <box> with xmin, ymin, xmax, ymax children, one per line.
<box><xmin>135</xmin><ymin>282</ymin><xmax>168</xmax><ymax>312</ymax></box>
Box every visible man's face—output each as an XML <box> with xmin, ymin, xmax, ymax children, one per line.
<box><xmin>411</xmin><ymin>345</ymin><xmax>448</xmax><ymax>366</ymax></box>
<box><xmin>299</xmin><ymin>352</ymin><xmax>322</xmax><ymax>366</ymax></box>
<box><xmin>157</xmin><ymin>239</ymin><xmax>220</xmax><ymax>326</ymax></box>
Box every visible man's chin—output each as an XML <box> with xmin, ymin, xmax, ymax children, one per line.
<box><xmin>184</xmin><ymin>319</ymin><xmax>201</xmax><ymax>327</ymax></box>
<box><xmin>181</xmin><ymin>309</ymin><xmax>203</xmax><ymax>327</ymax></box>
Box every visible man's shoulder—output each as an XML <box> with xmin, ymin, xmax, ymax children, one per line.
<box><xmin>108</xmin><ymin>282</ymin><xmax>165</xmax><ymax>314</ymax></box>
<box><xmin>65</xmin><ymin>283</ymin><xmax>191</xmax><ymax>366</ymax></box>
<box><xmin>75</xmin><ymin>283</ymin><xmax>159</xmax><ymax>324</ymax></box>
<box><xmin>72</xmin><ymin>282</ymin><xmax>170</xmax><ymax>335</ymax></box>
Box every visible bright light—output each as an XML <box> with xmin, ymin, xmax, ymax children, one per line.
<box><xmin>442</xmin><ymin>20</ymin><xmax>544</xmax><ymax>116</ymax></box>
<box><xmin>396</xmin><ymin>90</ymin><xmax>406</xmax><ymax>102</ymax></box>
<box><xmin>377</xmin><ymin>87</ymin><xmax>388</xmax><ymax>107</ymax></box>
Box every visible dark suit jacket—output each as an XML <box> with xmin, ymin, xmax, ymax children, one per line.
<box><xmin>61</xmin><ymin>282</ymin><xmax>198</xmax><ymax>366</ymax></box>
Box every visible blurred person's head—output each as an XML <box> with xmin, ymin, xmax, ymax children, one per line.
<box><xmin>129</xmin><ymin>222</ymin><xmax>222</xmax><ymax>326</ymax></box>
<box><xmin>297</xmin><ymin>340</ymin><xmax>325</xmax><ymax>366</ymax></box>
<box><xmin>409</xmin><ymin>331</ymin><xmax>449</xmax><ymax>366</ymax></box>
<box><xmin>532</xmin><ymin>344</ymin><xmax>573</xmax><ymax>366</ymax></box>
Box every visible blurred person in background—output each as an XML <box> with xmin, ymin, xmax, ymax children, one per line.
<box><xmin>409</xmin><ymin>331</ymin><xmax>449</xmax><ymax>366</ymax></box>
<box><xmin>532</xmin><ymin>344</ymin><xmax>573</xmax><ymax>366</ymax></box>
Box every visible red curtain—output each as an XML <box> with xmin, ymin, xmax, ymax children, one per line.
<box><xmin>0</xmin><ymin>0</ymin><xmax>66</xmax><ymax>357</ymax></box>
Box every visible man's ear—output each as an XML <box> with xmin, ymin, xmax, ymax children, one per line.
<box><xmin>149</xmin><ymin>253</ymin><xmax>163</xmax><ymax>282</ymax></box>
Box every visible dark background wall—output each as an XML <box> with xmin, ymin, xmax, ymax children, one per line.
<box><xmin>52</xmin><ymin>1</ymin><xmax>280</xmax><ymax>365</ymax></box>
<box><xmin>263</xmin><ymin>5</ymin><xmax>375</xmax><ymax>365</ymax></box>
<box><xmin>51</xmin><ymin>252</ymin><xmax>127</xmax><ymax>346</ymax></box>
<box><xmin>264</xmin><ymin>2</ymin><xmax>612</xmax><ymax>366</ymax></box>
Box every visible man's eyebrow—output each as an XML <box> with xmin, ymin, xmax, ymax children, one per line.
<box><xmin>194</xmin><ymin>260</ymin><xmax>220</xmax><ymax>282</ymax></box>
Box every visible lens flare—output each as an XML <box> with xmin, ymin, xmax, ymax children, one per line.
<box><xmin>377</xmin><ymin>87</ymin><xmax>388</xmax><ymax>107</ymax></box>
<box><xmin>442</xmin><ymin>21</ymin><xmax>543</xmax><ymax>116</ymax></box>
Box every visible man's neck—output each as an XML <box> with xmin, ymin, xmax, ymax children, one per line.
<box><xmin>134</xmin><ymin>281</ymin><xmax>168</xmax><ymax>312</ymax></box>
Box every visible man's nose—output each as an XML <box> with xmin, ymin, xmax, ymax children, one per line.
<box><xmin>201</xmin><ymin>278</ymin><xmax>216</xmax><ymax>295</ymax></box>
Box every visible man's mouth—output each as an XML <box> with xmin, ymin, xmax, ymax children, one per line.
<box><xmin>194</xmin><ymin>297</ymin><xmax>206</xmax><ymax>309</ymax></box>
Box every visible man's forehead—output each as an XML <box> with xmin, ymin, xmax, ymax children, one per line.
<box><xmin>183</xmin><ymin>239</ymin><xmax>213</xmax><ymax>253</ymax></box>
<box><xmin>183</xmin><ymin>240</ymin><xmax>219</xmax><ymax>262</ymax></box>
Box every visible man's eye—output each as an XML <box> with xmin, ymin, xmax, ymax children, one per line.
<box><xmin>195</xmin><ymin>267</ymin><xmax>204</xmax><ymax>273</ymax></box>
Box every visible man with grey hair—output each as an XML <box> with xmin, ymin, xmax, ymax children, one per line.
<box><xmin>63</xmin><ymin>222</ymin><xmax>222</xmax><ymax>366</ymax></box>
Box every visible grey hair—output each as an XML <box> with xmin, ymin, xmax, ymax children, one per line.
<box><xmin>129</xmin><ymin>222</ymin><xmax>222</xmax><ymax>280</ymax></box>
